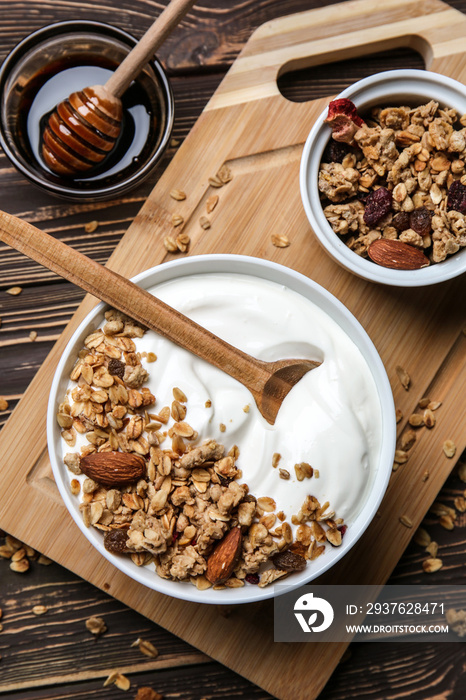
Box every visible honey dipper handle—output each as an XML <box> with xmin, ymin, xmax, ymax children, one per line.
<box><xmin>0</xmin><ymin>211</ymin><xmax>271</xmax><ymax>396</ymax></box>
<box><xmin>105</xmin><ymin>0</ymin><xmax>197</xmax><ymax>98</ymax></box>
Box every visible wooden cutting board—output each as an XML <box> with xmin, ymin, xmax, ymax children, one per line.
<box><xmin>1</xmin><ymin>0</ymin><xmax>466</xmax><ymax>698</ymax></box>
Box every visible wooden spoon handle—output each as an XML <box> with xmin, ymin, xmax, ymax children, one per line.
<box><xmin>105</xmin><ymin>0</ymin><xmax>197</xmax><ymax>98</ymax></box>
<box><xmin>0</xmin><ymin>211</ymin><xmax>269</xmax><ymax>393</ymax></box>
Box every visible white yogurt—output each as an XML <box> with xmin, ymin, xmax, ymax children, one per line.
<box><xmin>124</xmin><ymin>272</ymin><xmax>382</xmax><ymax>524</ymax></box>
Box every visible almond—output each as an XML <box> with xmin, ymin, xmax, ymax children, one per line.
<box><xmin>79</xmin><ymin>451</ymin><xmax>145</xmax><ymax>487</ymax></box>
<box><xmin>368</xmin><ymin>239</ymin><xmax>430</xmax><ymax>270</ymax></box>
<box><xmin>206</xmin><ymin>526</ymin><xmax>242</xmax><ymax>585</ymax></box>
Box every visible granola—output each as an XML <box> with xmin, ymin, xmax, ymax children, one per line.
<box><xmin>319</xmin><ymin>99</ymin><xmax>466</xmax><ymax>264</ymax></box>
<box><xmin>58</xmin><ymin>308</ymin><xmax>345</xmax><ymax>589</ymax></box>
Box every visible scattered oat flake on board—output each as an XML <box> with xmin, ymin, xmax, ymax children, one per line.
<box><xmin>395</xmin><ymin>365</ymin><xmax>410</xmax><ymax>390</ymax></box>
<box><xmin>29</xmin><ymin>331</ymin><xmax>37</xmax><ymax>342</ymax></box>
<box><xmin>454</xmin><ymin>496</ymin><xmax>466</xmax><ymax>512</ymax></box>
<box><xmin>115</xmin><ymin>674</ymin><xmax>131</xmax><ymax>691</ymax></box>
<box><xmin>408</xmin><ymin>413</ymin><xmax>424</xmax><ymax>427</ymax></box>
<box><xmin>395</xmin><ymin>408</ymin><xmax>403</xmax><ymax>423</ymax></box>
<box><xmin>423</xmin><ymin>408</ymin><xmax>436</xmax><ymax>428</ymax></box>
<box><xmin>84</xmin><ymin>220</ymin><xmax>99</xmax><ymax>233</ymax></box>
<box><xmin>85</xmin><ymin>616</ymin><xmax>107</xmax><ymax>636</ymax></box>
<box><xmin>199</xmin><ymin>216</ymin><xmax>211</xmax><ymax>229</ymax></box>
<box><xmin>399</xmin><ymin>515</ymin><xmax>413</xmax><ymax>528</ymax></box>
<box><xmin>0</xmin><ymin>398</ymin><xmax>9</xmax><ymax>411</ymax></box>
<box><xmin>134</xmin><ymin>688</ymin><xmax>164</xmax><ymax>700</ymax></box>
<box><xmin>6</xmin><ymin>286</ymin><xmax>22</xmax><ymax>295</ymax></box>
<box><xmin>206</xmin><ymin>194</ymin><xmax>219</xmax><ymax>213</ymax></box>
<box><xmin>10</xmin><ymin>558</ymin><xmax>29</xmax><ymax>573</ymax></box>
<box><xmin>32</xmin><ymin>605</ymin><xmax>48</xmax><ymax>615</ymax></box>
<box><xmin>103</xmin><ymin>671</ymin><xmax>119</xmax><ymax>687</ymax></box>
<box><xmin>38</xmin><ymin>554</ymin><xmax>52</xmax><ymax>565</ymax></box>
<box><xmin>176</xmin><ymin>233</ymin><xmax>190</xmax><ymax>252</ymax></box>
<box><xmin>218</xmin><ymin>164</ymin><xmax>232</xmax><ymax>183</ymax></box>
<box><xmin>413</xmin><ymin>527</ymin><xmax>431</xmax><ymax>547</ymax></box>
<box><xmin>446</xmin><ymin>609</ymin><xmax>466</xmax><ymax>638</ymax></box>
<box><xmin>171</xmin><ymin>214</ymin><xmax>184</xmax><ymax>227</ymax></box>
<box><xmin>131</xmin><ymin>638</ymin><xmax>159</xmax><ymax>658</ymax></box>
<box><xmin>443</xmin><ymin>440</ymin><xmax>456</xmax><ymax>458</ymax></box>
<box><xmin>457</xmin><ymin>462</ymin><xmax>466</xmax><ymax>482</ymax></box>
<box><xmin>400</xmin><ymin>429</ymin><xmax>416</xmax><ymax>451</ymax></box>
<box><xmin>271</xmin><ymin>234</ymin><xmax>290</xmax><ymax>248</ymax></box>
<box><xmin>208</xmin><ymin>175</ymin><xmax>223</xmax><ymax>188</ymax></box>
<box><xmin>163</xmin><ymin>235</ymin><xmax>178</xmax><ymax>253</ymax></box>
<box><xmin>170</xmin><ymin>189</ymin><xmax>186</xmax><ymax>201</ymax></box>
<box><xmin>422</xmin><ymin>558</ymin><xmax>443</xmax><ymax>573</ymax></box>
<box><xmin>439</xmin><ymin>515</ymin><xmax>455</xmax><ymax>530</ymax></box>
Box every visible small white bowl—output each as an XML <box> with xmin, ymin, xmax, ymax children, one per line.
<box><xmin>47</xmin><ymin>254</ymin><xmax>395</xmax><ymax>604</ymax></box>
<box><xmin>300</xmin><ymin>70</ymin><xmax>466</xmax><ymax>286</ymax></box>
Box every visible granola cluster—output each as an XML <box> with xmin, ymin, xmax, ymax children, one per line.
<box><xmin>319</xmin><ymin>100</ymin><xmax>466</xmax><ymax>263</ymax></box>
<box><xmin>58</xmin><ymin>309</ymin><xmax>344</xmax><ymax>590</ymax></box>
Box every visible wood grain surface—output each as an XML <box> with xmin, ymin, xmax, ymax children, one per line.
<box><xmin>0</xmin><ymin>1</ymin><xmax>465</xmax><ymax>699</ymax></box>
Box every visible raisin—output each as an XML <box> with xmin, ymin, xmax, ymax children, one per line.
<box><xmin>363</xmin><ymin>187</ymin><xmax>392</xmax><ymax>226</ymax></box>
<box><xmin>104</xmin><ymin>529</ymin><xmax>129</xmax><ymax>555</ymax></box>
<box><xmin>272</xmin><ymin>550</ymin><xmax>307</xmax><ymax>573</ymax></box>
<box><xmin>447</xmin><ymin>179</ymin><xmax>466</xmax><ymax>213</ymax></box>
<box><xmin>392</xmin><ymin>211</ymin><xmax>410</xmax><ymax>232</ymax></box>
<box><xmin>323</xmin><ymin>140</ymin><xmax>352</xmax><ymax>164</ymax></box>
<box><xmin>409</xmin><ymin>207</ymin><xmax>432</xmax><ymax>236</ymax></box>
<box><xmin>245</xmin><ymin>573</ymin><xmax>260</xmax><ymax>584</ymax></box>
<box><xmin>108</xmin><ymin>358</ymin><xmax>125</xmax><ymax>379</ymax></box>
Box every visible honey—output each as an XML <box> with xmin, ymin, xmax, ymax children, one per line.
<box><xmin>22</xmin><ymin>57</ymin><xmax>155</xmax><ymax>180</ymax></box>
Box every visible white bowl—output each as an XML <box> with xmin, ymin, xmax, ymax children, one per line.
<box><xmin>300</xmin><ymin>70</ymin><xmax>466</xmax><ymax>286</ymax></box>
<box><xmin>47</xmin><ymin>254</ymin><xmax>396</xmax><ymax>604</ymax></box>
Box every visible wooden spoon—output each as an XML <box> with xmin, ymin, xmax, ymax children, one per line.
<box><xmin>0</xmin><ymin>211</ymin><xmax>321</xmax><ymax>425</ymax></box>
<box><xmin>42</xmin><ymin>0</ymin><xmax>196</xmax><ymax>177</ymax></box>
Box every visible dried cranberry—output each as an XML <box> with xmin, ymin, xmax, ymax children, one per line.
<box><xmin>172</xmin><ymin>531</ymin><xmax>179</xmax><ymax>541</ymax></box>
<box><xmin>447</xmin><ymin>180</ymin><xmax>466</xmax><ymax>213</ymax></box>
<box><xmin>104</xmin><ymin>529</ymin><xmax>129</xmax><ymax>555</ymax></box>
<box><xmin>392</xmin><ymin>211</ymin><xmax>410</xmax><ymax>232</ymax></box>
<box><xmin>245</xmin><ymin>573</ymin><xmax>260</xmax><ymax>584</ymax></box>
<box><xmin>363</xmin><ymin>187</ymin><xmax>392</xmax><ymax>227</ymax></box>
<box><xmin>409</xmin><ymin>207</ymin><xmax>432</xmax><ymax>236</ymax></box>
<box><xmin>323</xmin><ymin>140</ymin><xmax>352</xmax><ymax>164</ymax></box>
<box><xmin>272</xmin><ymin>550</ymin><xmax>306</xmax><ymax>573</ymax></box>
<box><xmin>108</xmin><ymin>358</ymin><xmax>125</xmax><ymax>379</ymax></box>
<box><xmin>338</xmin><ymin>525</ymin><xmax>348</xmax><ymax>538</ymax></box>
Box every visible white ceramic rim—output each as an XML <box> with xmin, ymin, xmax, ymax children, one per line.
<box><xmin>300</xmin><ymin>69</ymin><xmax>466</xmax><ymax>287</ymax></box>
<box><xmin>47</xmin><ymin>254</ymin><xmax>396</xmax><ymax>604</ymax></box>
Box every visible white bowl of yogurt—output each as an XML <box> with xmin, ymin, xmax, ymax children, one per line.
<box><xmin>47</xmin><ymin>254</ymin><xmax>396</xmax><ymax>604</ymax></box>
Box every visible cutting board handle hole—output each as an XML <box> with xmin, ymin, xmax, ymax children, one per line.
<box><xmin>277</xmin><ymin>46</ymin><xmax>425</xmax><ymax>103</ymax></box>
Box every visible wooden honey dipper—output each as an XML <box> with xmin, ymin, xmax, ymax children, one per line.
<box><xmin>42</xmin><ymin>0</ymin><xmax>196</xmax><ymax>177</ymax></box>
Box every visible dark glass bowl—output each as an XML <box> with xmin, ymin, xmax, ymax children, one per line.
<box><xmin>0</xmin><ymin>21</ymin><xmax>174</xmax><ymax>201</ymax></box>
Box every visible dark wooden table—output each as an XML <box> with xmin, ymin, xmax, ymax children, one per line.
<box><xmin>1</xmin><ymin>1</ymin><xmax>465</xmax><ymax>698</ymax></box>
